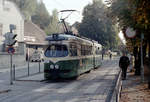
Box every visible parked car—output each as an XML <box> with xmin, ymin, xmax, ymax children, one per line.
<box><xmin>30</xmin><ymin>50</ymin><xmax>44</xmax><ymax>62</ymax></box>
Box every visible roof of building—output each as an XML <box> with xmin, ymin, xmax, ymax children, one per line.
<box><xmin>24</xmin><ymin>21</ymin><xmax>47</xmax><ymax>45</ymax></box>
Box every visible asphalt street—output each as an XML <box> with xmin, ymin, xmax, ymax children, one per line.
<box><xmin>0</xmin><ymin>57</ymin><xmax>120</xmax><ymax>102</ymax></box>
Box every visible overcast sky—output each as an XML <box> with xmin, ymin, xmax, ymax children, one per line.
<box><xmin>43</xmin><ymin>0</ymin><xmax>93</xmax><ymax>24</ymax></box>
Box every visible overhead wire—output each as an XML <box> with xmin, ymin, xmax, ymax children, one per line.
<box><xmin>51</xmin><ymin>0</ymin><xmax>82</xmax><ymax>23</ymax></box>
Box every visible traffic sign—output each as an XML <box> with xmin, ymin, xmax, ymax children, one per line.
<box><xmin>4</xmin><ymin>32</ymin><xmax>17</xmax><ymax>46</ymax></box>
<box><xmin>6</xmin><ymin>46</ymin><xmax>15</xmax><ymax>54</ymax></box>
<box><xmin>125</xmin><ymin>28</ymin><xmax>136</xmax><ymax>38</ymax></box>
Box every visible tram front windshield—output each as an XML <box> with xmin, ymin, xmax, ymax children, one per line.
<box><xmin>45</xmin><ymin>45</ymin><xmax>68</xmax><ymax>57</ymax></box>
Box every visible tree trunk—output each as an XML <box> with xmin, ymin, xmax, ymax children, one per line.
<box><xmin>148</xmin><ymin>36</ymin><xmax>150</xmax><ymax>89</ymax></box>
<box><xmin>134</xmin><ymin>46</ymin><xmax>141</xmax><ymax>75</ymax></box>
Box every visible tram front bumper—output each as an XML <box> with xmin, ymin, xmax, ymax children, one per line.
<box><xmin>44</xmin><ymin>69</ymin><xmax>77</xmax><ymax>79</ymax></box>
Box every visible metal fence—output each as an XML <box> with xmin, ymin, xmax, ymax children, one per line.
<box><xmin>12</xmin><ymin>61</ymin><xmax>44</xmax><ymax>81</ymax></box>
<box><xmin>111</xmin><ymin>70</ymin><xmax>122</xmax><ymax>102</ymax></box>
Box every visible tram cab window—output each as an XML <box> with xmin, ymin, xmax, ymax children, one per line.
<box><xmin>45</xmin><ymin>45</ymin><xmax>68</xmax><ymax>57</ymax></box>
<box><xmin>69</xmin><ymin>44</ymin><xmax>77</xmax><ymax>56</ymax></box>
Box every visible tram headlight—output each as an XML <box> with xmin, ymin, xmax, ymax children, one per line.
<box><xmin>50</xmin><ymin>65</ymin><xmax>54</xmax><ymax>69</ymax></box>
<box><xmin>55</xmin><ymin>65</ymin><xmax>59</xmax><ymax>69</ymax></box>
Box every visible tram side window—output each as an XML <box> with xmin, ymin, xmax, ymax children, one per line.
<box><xmin>96</xmin><ymin>47</ymin><xmax>101</xmax><ymax>55</ymax></box>
<box><xmin>70</xmin><ymin>44</ymin><xmax>77</xmax><ymax>56</ymax></box>
<box><xmin>81</xmin><ymin>45</ymin><xmax>85</xmax><ymax>55</ymax></box>
<box><xmin>87</xmin><ymin>46</ymin><xmax>92</xmax><ymax>55</ymax></box>
<box><xmin>81</xmin><ymin>45</ymin><xmax>92</xmax><ymax>56</ymax></box>
<box><xmin>88</xmin><ymin>46</ymin><xmax>92</xmax><ymax>55</ymax></box>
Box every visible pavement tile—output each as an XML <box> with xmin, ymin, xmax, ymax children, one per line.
<box><xmin>120</xmin><ymin>72</ymin><xmax>150</xmax><ymax>102</ymax></box>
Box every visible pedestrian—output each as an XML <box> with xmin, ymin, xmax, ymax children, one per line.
<box><xmin>102</xmin><ymin>49</ymin><xmax>105</xmax><ymax>60</ymax></box>
<box><xmin>119</xmin><ymin>53</ymin><xmax>130</xmax><ymax>80</ymax></box>
<box><xmin>109</xmin><ymin>53</ymin><xmax>112</xmax><ymax>60</ymax></box>
<box><xmin>129</xmin><ymin>54</ymin><xmax>135</xmax><ymax>72</ymax></box>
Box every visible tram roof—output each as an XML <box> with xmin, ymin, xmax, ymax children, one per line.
<box><xmin>45</xmin><ymin>33</ymin><xmax>92</xmax><ymax>42</ymax></box>
<box><xmin>45</xmin><ymin>33</ymin><xmax>102</xmax><ymax>46</ymax></box>
<box><xmin>46</xmin><ymin>33</ymin><xmax>75</xmax><ymax>41</ymax></box>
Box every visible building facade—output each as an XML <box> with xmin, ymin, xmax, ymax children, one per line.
<box><xmin>24</xmin><ymin>21</ymin><xmax>47</xmax><ymax>60</ymax></box>
<box><xmin>0</xmin><ymin>0</ymin><xmax>24</xmax><ymax>52</ymax></box>
<box><xmin>0</xmin><ymin>0</ymin><xmax>25</xmax><ymax>68</ymax></box>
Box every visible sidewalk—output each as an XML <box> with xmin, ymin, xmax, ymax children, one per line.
<box><xmin>0</xmin><ymin>62</ymin><xmax>41</xmax><ymax>73</ymax></box>
<box><xmin>0</xmin><ymin>62</ymin><xmax>44</xmax><ymax>94</ymax></box>
<box><xmin>120</xmin><ymin>72</ymin><xmax>150</xmax><ymax>102</ymax></box>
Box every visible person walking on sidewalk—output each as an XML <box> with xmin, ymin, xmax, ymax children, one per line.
<box><xmin>109</xmin><ymin>53</ymin><xmax>112</xmax><ymax>60</ymax></box>
<box><xmin>119</xmin><ymin>53</ymin><xmax>130</xmax><ymax>80</ymax></box>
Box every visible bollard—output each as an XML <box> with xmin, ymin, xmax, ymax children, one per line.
<box><xmin>10</xmin><ymin>54</ymin><xmax>13</xmax><ymax>85</ymax></box>
<box><xmin>13</xmin><ymin>64</ymin><xmax>15</xmax><ymax>80</ymax></box>
<box><xmin>28</xmin><ymin>58</ymin><xmax>30</xmax><ymax>76</ymax></box>
<box><xmin>39</xmin><ymin>61</ymin><xmax>41</xmax><ymax>73</ymax></box>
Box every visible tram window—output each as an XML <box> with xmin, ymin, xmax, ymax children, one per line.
<box><xmin>96</xmin><ymin>47</ymin><xmax>101</xmax><ymax>55</ymax></box>
<box><xmin>81</xmin><ymin>45</ymin><xmax>86</xmax><ymax>55</ymax></box>
<box><xmin>45</xmin><ymin>45</ymin><xmax>68</xmax><ymax>57</ymax></box>
<box><xmin>70</xmin><ymin>44</ymin><xmax>77</xmax><ymax>56</ymax></box>
<box><xmin>81</xmin><ymin>45</ymin><xmax>92</xmax><ymax>56</ymax></box>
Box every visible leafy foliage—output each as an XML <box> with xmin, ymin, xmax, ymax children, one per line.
<box><xmin>9</xmin><ymin>0</ymin><xmax>38</xmax><ymax>20</ymax></box>
<box><xmin>31</xmin><ymin>2</ymin><xmax>50</xmax><ymax>30</ymax></box>
<box><xmin>45</xmin><ymin>9</ymin><xmax>63</xmax><ymax>35</ymax></box>
<box><xmin>78</xmin><ymin>0</ymin><xmax>120</xmax><ymax>49</ymax></box>
<box><xmin>9</xmin><ymin>0</ymin><xmax>62</xmax><ymax>35</ymax></box>
<box><xmin>109</xmin><ymin>0</ymin><xmax>150</xmax><ymax>42</ymax></box>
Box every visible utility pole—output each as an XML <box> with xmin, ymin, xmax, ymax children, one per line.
<box><xmin>4</xmin><ymin>24</ymin><xmax>17</xmax><ymax>85</ymax></box>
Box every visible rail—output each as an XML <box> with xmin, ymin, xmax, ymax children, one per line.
<box><xmin>12</xmin><ymin>61</ymin><xmax>44</xmax><ymax>81</ymax></box>
<box><xmin>111</xmin><ymin>70</ymin><xmax>122</xmax><ymax>102</ymax></box>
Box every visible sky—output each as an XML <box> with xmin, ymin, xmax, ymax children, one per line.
<box><xmin>119</xmin><ymin>31</ymin><xmax>126</xmax><ymax>44</ymax></box>
<box><xmin>43</xmin><ymin>0</ymin><xmax>93</xmax><ymax>25</ymax></box>
<box><xmin>43</xmin><ymin>0</ymin><xmax>125</xmax><ymax>42</ymax></box>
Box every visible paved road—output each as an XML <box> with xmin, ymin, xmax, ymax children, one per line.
<box><xmin>0</xmin><ymin>58</ymin><xmax>120</xmax><ymax>102</ymax></box>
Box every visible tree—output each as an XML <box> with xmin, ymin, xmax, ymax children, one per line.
<box><xmin>9</xmin><ymin>0</ymin><xmax>37</xmax><ymax>20</ymax></box>
<box><xmin>9</xmin><ymin>0</ymin><xmax>51</xmax><ymax>31</ymax></box>
<box><xmin>108</xmin><ymin>0</ymin><xmax>150</xmax><ymax>75</ymax></box>
<box><xmin>78</xmin><ymin>0</ymin><xmax>119</xmax><ymax>49</ymax></box>
<box><xmin>45</xmin><ymin>9</ymin><xmax>63</xmax><ymax>35</ymax></box>
<box><xmin>31</xmin><ymin>1</ymin><xmax>50</xmax><ymax>30</ymax></box>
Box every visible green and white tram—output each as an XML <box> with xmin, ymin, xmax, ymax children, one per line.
<box><xmin>44</xmin><ymin>33</ymin><xmax>102</xmax><ymax>79</ymax></box>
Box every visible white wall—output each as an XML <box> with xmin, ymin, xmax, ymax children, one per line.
<box><xmin>0</xmin><ymin>0</ymin><xmax>24</xmax><ymax>51</ymax></box>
